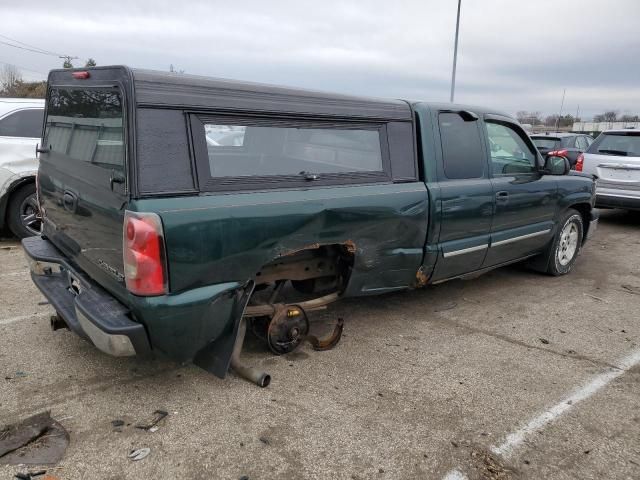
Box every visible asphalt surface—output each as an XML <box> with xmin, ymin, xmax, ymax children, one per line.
<box><xmin>0</xmin><ymin>209</ymin><xmax>639</xmax><ymax>480</ymax></box>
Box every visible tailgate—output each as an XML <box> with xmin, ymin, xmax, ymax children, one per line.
<box><xmin>38</xmin><ymin>69</ymin><xmax>131</xmax><ymax>296</ymax></box>
<box><xmin>587</xmin><ymin>132</ymin><xmax>640</xmax><ymax>187</ymax></box>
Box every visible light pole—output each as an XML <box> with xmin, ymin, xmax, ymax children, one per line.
<box><xmin>450</xmin><ymin>0</ymin><xmax>462</xmax><ymax>103</ymax></box>
<box><xmin>554</xmin><ymin>88</ymin><xmax>566</xmax><ymax>130</ymax></box>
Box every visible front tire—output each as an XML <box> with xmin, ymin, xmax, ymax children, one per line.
<box><xmin>7</xmin><ymin>183</ymin><xmax>41</xmax><ymax>239</ymax></box>
<box><xmin>547</xmin><ymin>209</ymin><xmax>583</xmax><ymax>276</ymax></box>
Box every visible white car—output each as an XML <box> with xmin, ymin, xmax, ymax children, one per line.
<box><xmin>0</xmin><ymin>97</ymin><xmax>44</xmax><ymax>238</ymax></box>
<box><xmin>576</xmin><ymin>128</ymin><xmax>640</xmax><ymax>211</ymax></box>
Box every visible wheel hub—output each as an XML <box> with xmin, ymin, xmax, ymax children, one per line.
<box><xmin>266</xmin><ymin>305</ymin><xmax>310</xmax><ymax>355</ymax></box>
<box><xmin>557</xmin><ymin>220</ymin><xmax>579</xmax><ymax>266</ymax></box>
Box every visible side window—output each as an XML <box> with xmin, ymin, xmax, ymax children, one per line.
<box><xmin>575</xmin><ymin>136</ymin><xmax>588</xmax><ymax>150</ymax></box>
<box><xmin>0</xmin><ymin>109</ymin><xmax>44</xmax><ymax>138</ymax></box>
<box><xmin>485</xmin><ymin>122</ymin><xmax>537</xmax><ymax>175</ymax></box>
<box><xmin>45</xmin><ymin>88</ymin><xmax>124</xmax><ymax>171</ymax></box>
<box><xmin>204</xmin><ymin>122</ymin><xmax>383</xmax><ymax>178</ymax></box>
<box><xmin>438</xmin><ymin>112</ymin><xmax>485</xmax><ymax>179</ymax></box>
<box><xmin>585</xmin><ymin>136</ymin><xmax>594</xmax><ymax>146</ymax></box>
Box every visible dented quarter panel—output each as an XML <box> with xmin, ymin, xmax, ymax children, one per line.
<box><xmin>132</xmin><ymin>182</ymin><xmax>429</xmax><ymax>295</ymax></box>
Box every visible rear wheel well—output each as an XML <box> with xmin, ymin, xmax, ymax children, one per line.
<box><xmin>568</xmin><ymin>203</ymin><xmax>592</xmax><ymax>243</ymax></box>
<box><xmin>250</xmin><ymin>243</ymin><xmax>355</xmax><ymax>307</ymax></box>
<box><xmin>1</xmin><ymin>176</ymin><xmax>35</xmax><ymax>228</ymax></box>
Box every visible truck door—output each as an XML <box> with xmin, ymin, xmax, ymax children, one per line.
<box><xmin>430</xmin><ymin>111</ymin><xmax>493</xmax><ymax>282</ymax></box>
<box><xmin>481</xmin><ymin>116</ymin><xmax>558</xmax><ymax>267</ymax></box>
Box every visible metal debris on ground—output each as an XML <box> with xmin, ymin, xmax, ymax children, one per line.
<box><xmin>583</xmin><ymin>292</ymin><xmax>608</xmax><ymax>303</ymax></box>
<box><xmin>111</xmin><ymin>420</ymin><xmax>125</xmax><ymax>432</ymax></box>
<box><xmin>14</xmin><ymin>470</ymin><xmax>46</xmax><ymax>480</ymax></box>
<box><xmin>0</xmin><ymin>412</ymin><xmax>69</xmax><ymax>465</ymax></box>
<box><xmin>621</xmin><ymin>284</ymin><xmax>640</xmax><ymax>295</ymax></box>
<box><xmin>128</xmin><ymin>448</ymin><xmax>151</xmax><ymax>461</ymax></box>
<box><xmin>539</xmin><ymin>338</ymin><xmax>550</xmax><ymax>345</ymax></box>
<box><xmin>135</xmin><ymin>410</ymin><xmax>168</xmax><ymax>431</ymax></box>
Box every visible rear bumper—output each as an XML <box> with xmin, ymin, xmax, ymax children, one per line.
<box><xmin>22</xmin><ymin>236</ymin><xmax>152</xmax><ymax>357</ymax></box>
<box><xmin>596</xmin><ymin>194</ymin><xmax>640</xmax><ymax>210</ymax></box>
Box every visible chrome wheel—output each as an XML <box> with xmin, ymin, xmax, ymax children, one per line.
<box><xmin>19</xmin><ymin>194</ymin><xmax>42</xmax><ymax>236</ymax></box>
<box><xmin>557</xmin><ymin>220</ymin><xmax>579</xmax><ymax>266</ymax></box>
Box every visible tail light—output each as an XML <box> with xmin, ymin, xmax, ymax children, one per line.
<box><xmin>123</xmin><ymin>211</ymin><xmax>168</xmax><ymax>296</ymax></box>
<box><xmin>575</xmin><ymin>153</ymin><xmax>584</xmax><ymax>172</ymax></box>
<box><xmin>548</xmin><ymin>149</ymin><xmax>569</xmax><ymax>157</ymax></box>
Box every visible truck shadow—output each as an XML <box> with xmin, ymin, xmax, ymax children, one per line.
<box><xmin>596</xmin><ymin>208</ymin><xmax>640</xmax><ymax>228</ymax></box>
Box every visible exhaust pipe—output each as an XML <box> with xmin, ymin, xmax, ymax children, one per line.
<box><xmin>50</xmin><ymin>314</ymin><xmax>68</xmax><ymax>331</ymax></box>
<box><xmin>230</xmin><ymin>317</ymin><xmax>271</xmax><ymax>388</ymax></box>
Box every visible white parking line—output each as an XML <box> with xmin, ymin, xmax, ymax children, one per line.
<box><xmin>443</xmin><ymin>469</ymin><xmax>467</xmax><ymax>480</ymax></box>
<box><xmin>0</xmin><ymin>314</ymin><xmax>44</xmax><ymax>326</ymax></box>
<box><xmin>443</xmin><ymin>347</ymin><xmax>640</xmax><ymax>479</ymax></box>
<box><xmin>492</xmin><ymin>348</ymin><xmax>640</xmax><ymax>458</ymax></box>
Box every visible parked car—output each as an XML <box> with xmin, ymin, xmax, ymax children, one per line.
<box><xmin>23</xmin><ymin>67</ymin><xmax>598</xmax><ymax>387</ymax></box>
<box><xmin>530</xmin><ymin>132</ymin><xmax>593</xmax><ymax>167</ymax></box>
<box><xmin>0</xmin><ymin>97</ymin><xmax>44</xmax><ymax>238</ymax></box>
<box><xmin>577</xmin><ymin>128</ymin><xmax>640</xmax><ymax>210</ymax></box>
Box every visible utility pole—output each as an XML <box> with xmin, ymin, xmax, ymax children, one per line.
<box><xmin>450</xmin><ymin>0</ymin><xmax>462</xmax><ymax>103</ymax></box>
<box><xmin>554</xmin><ymin>88</ymin><xmax>566</xmax><ymax>130</ymax></box>
<box><xmin>59</xmin><ymin>55</ymin><xmax>79</xmax><ymax>68</ymax></box>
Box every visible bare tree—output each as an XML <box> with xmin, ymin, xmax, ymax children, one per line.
<box><xmin>594</xmin><ymin>111</ymin><xmax>618</xmax><ymax>122</ymax></box>
<box><xmin>0</xmin><ymin>64</ymin><xmax>22</xmax><ymax>92</ymax></box>
<box><xmin>516</xmin><ymin>110</ymin><xmax>542</xmax><ymax>125</ymax></box>
<box><xmin>620</xmin><ymin>114</ymin><xmax>639</xmax><ymax>122</ymax></box>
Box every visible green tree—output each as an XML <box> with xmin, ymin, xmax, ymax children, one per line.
<box><xmin>85</xmin><ymin>58</ymin><xmax>97</xmax><ymax>67</ymax></box>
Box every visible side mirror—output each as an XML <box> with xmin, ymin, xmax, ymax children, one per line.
<box><xmin>544</xmin><ymin>155</ymin><xmax>570</xmax><ymax>175</ymax></box>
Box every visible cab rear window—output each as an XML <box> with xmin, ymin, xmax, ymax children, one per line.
<box><xmin>45</xmin><ymin>88</ymin><xmax>125</xmax><ymax>170</ymax></box>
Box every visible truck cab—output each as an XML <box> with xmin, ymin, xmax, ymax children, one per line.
<box><xmin>23</xmin><ymin>66</ymin><xmax>597</xmax><ymax>385</ymax></box>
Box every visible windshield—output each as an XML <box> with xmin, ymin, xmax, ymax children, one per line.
<box><xmin>531</xmin><ymin>137</ymin><xmax>560</xmax><ymax>150</ymax></box>
<box><xmin>590</xmin><ymin>132</ymin><xmax>640</xmax><ymax>157</ymax></box>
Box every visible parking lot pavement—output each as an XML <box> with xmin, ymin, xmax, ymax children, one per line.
<box><xmin>0</xmin><ymin>209</ymin><xmax>639</xmax><ymax>480</ymax></box>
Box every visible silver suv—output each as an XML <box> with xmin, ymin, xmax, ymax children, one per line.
<box><xmin>0</xmin><ymin>97</ymin><xmax>44</xmax><ymax>238</ymax></box>
<box><xmin>577</xmin><ymin>129</ymin><xmax>640</xmax><ymax>211</ymax></box>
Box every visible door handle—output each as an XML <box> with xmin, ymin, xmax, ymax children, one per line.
<box><xmin>495</xmin><ymin>191</ymin><xmax>509</xmax><ymax>202</ymax></box>
<box><xmin>109</xmin><ymin>170</ymin><xmax>125</xmax><ymax>190</ymax></box>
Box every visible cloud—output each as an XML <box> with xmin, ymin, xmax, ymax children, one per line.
<box><xmin>1</xmin><ymin>0</ymin><xmax>638</xmax><ymax>118</ymax></box>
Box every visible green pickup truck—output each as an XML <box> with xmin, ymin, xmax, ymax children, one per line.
<box><xmin>23</xmin><ymin>66</ymin><xmax>598</xmax><ymax>386</ymax></box>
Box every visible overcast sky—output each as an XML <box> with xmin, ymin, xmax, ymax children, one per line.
<box><xmin>2</xmin><ymin>0</ymin><xmax>639</xmax><ymax>119</ymax></box>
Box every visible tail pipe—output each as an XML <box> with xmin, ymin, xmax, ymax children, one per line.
<box><xmin>50</xmin><ymin>314</ymin><xmax>68</xmax><ymax>331</ymax></box>
<box><xmin>230</xmin><ymin>317</ymin><xmax>271</xmax><ymax>388</ymax></box>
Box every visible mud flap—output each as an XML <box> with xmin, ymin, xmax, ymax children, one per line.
<box><xmin>193</xmin><ymin>281</ymin><xmax>255</xmax><ymax>379</ymax></box>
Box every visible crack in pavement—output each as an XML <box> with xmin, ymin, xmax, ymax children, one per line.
<box><xmin>430</xmin><ymin>314</ymin><xmax>624</xmax><ymax>371</ymax></box>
